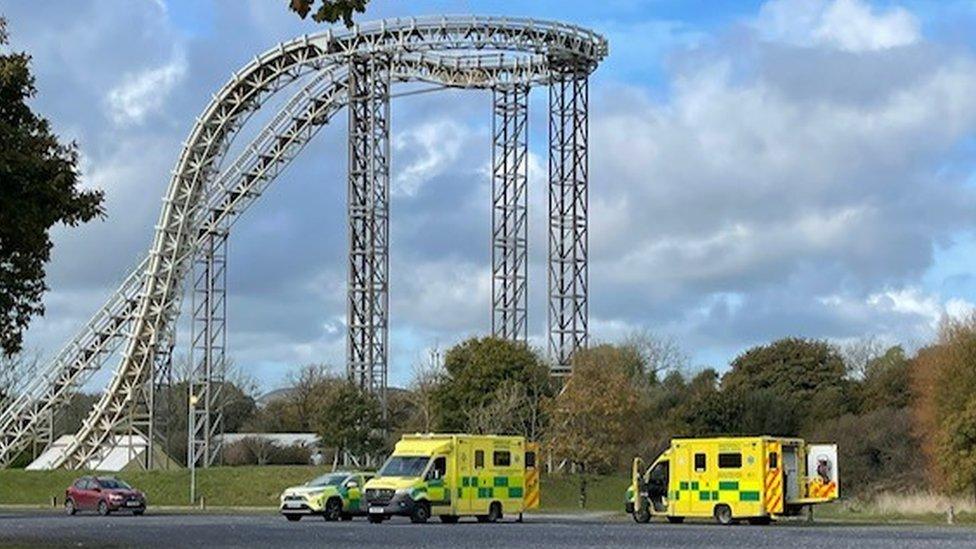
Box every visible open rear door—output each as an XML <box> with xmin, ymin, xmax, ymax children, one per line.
<box><xmin>806</xmin><ymin>444</ymin><xmax>839</xmax><ymax>500</ymax></box>
<box><xmin>524</xmin><ymin>442</ymin><xmax>540</xmax><ymax>510</ymax></box>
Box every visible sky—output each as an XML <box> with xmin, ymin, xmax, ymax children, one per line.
<box><xmin>7</xmin><ymin>0</ymin><xmax>976</xmax><ymax>392</ymax></box>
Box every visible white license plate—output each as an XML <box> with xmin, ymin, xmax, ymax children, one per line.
<box><xmin>284</xmin><ymin>502</ymin><xmax>302</xmax><ymax>508</ymax></box>
<box><xmin>125</xmin><ymin>501</ymin><xmax>141</xmax><ymax>507</ymax></box>
<box><xmin>369</xmin><ymin>506</ymin><xmax>384</xmax><ymax>514</ymax></box>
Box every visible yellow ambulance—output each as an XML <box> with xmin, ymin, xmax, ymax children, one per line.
<box><xmin>626</xmin><ymin>436</ymin><xmax>839</xmax><ymax>525</ymax></box>
<box><xmin>363</xmin><ymin>434</ymin><xmax>540</xmax><ymax>524</ymax></box>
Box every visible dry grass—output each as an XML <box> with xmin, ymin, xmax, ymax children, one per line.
<box><xmin>835</xmin><ymin>492</ymin><xmax>976</xmax><ymax>516</ymax></box>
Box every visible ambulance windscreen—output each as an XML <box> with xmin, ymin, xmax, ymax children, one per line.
<box><xmin>379</xmin><ymin>456</ymin><xmax>430</xmax><ymax>477</ymax></box>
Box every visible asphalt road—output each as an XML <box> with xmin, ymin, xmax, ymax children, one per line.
<box><xmin>1</xmin><ymin>510</ymin><xmax>974</xmax><ymax>548</ymax></box>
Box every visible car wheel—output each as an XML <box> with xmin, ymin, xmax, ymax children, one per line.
<box><xmin>439</xmin><ymin>515</ymin><xmax>459</xmax><ymax>524</ymax></box>
<box><xmin>323</xmin><ymin>498</ymin><xmax>342</xmax><ymax>522</ymax></box>
<box><xmin>285</xmin><ymin>514</ymin><xmax>302</xmax><ymax>522</ymax></box>
<box><xmin>714</xmin><ymin>504</ymin><xmax>733</xmax><ymax>525</ymax></box>
<box><xmin>65</xmin><ymin>499</ymin><xmax>76</xmax><ymax>516</ymax></box>
<box><xmin>367</xmin><ymin>514</ymin><xmax>386</xmax><ymax>524</ymax></box>
<box><xmin>666</xmin><ymin>516</ymin><xmax>684</xmax><ymax>524</ymax></box>
<box><xmin>410</xmin><ymin>502</ymin><xmax>430</xmax><ymax>524</ymax></box>
<box><xmin>633</xmin><ymin>504</ymin><xmax>651</xmax><ymax>523</ymax></box>
<box><xmin>98</xmin><ymin>501</ymin><xmax>110</xmax><ymax>516</ymax></box>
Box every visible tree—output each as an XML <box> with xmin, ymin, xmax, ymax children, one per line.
<box><xmin>723</xmin><ymin>337</ymin><xmax>851</xmax><ymax>430</ymax></box>
<box><xmin>858</xmin><ymin>346</ymin><xmax>912</xmax><ymax>412</ymax></box>
<box><xmin>432</xmin><ymin>337</ymin><xmax>550</xmax><ymax>433</ymax></box>
<box><xmin>547</xmin><ymin>349</ymin><xmax>646</xmax><ymax>507</ymax></box>
<box><xmin>624</xmin><ymin>330</ymin><xmax>688</xmax><ymax>383</ymax></box>
<box><xmin>288</xmin><ymin>0</ymin><xmax>369</xmax><ymax>27</ymax></box>
<box><xmin>0</xmin><ymin>18</ymin><xmax>105</xmax><ymax>357</ymax></box>
<box><xmin>912</xmin><ymin>316</ymin><xmax>976</xmax><ymax>497</ymax></box>
<box><xmin>314</xmin><ymin>380</ymin><xmax>385</xmax><ymax>461</ymax></box>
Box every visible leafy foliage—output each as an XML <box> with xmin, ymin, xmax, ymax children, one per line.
<box><xmin>288</xmin><ymin>0</ymin><xmax>369</xmax><ymax>27</ymax></box>
<box><xmin>0</xmin><ymin>18</ymin><xmax>105</xmax><ymax>357</ymax></box>
<box><xmin>432</xmin><ymin>337</ymin><xmax>551</xmax><ymax>434</ymax></box>
<box><xmin>313</xmin><ymin>379</ymin><xmax>385</xmax><ymax>458</ymax></box>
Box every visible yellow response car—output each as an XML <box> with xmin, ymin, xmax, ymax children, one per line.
<box><xmin>280</xmin><ymin>471</ymin><xmax>373</xmax><ymax>522</ymax></box>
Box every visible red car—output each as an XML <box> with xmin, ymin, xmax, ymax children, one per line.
<box><xmin>64</xmin><ymin>476</ymin><xmax>147</xmax><ymax>516</ymax></box>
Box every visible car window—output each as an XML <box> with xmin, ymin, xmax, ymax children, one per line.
<box><xmin>97</xmin><ymin>478</ymin><xmax>131</xmax><ymax>490</ymax></box>
<box><xmin>73</xmin><ymin>479</ymin><xmax>87</xmax><ymax>489</ymax></box>
<box><xmin>307</xmin><ymin>473</ymin><xmax>347</xmax><ymax>487</ymax></box>
<box><xmin>378</xmin><ymin>456</ymin><xmax>430</xmax><ymax>477</ymax></box>
<box><xmin>84</xmin><ymin>479</ymin><xmax>98</xmax><ymax>490</ymax></box>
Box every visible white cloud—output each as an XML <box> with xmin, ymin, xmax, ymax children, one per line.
<box><xmin>392</xmin><ymin>119</ymin><xmax>470</xmax><ymax>197</ymax></box>
<box><xmin>756</xmin><ymin>0</ymin><xmax>920</xmax><ymax>52</ymax></box>
<box><xmin>106</xmin><ymin>55</ymin><xmax>187</xmax><ymax>125</ymax></box>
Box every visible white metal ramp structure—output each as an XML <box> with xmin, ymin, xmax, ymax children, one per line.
<box><xmin>0</xmin><ymin>16</ymin><xmax>607</xmax><ymax>469</ymax></box>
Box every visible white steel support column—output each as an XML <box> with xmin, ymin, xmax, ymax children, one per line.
<box><xmin>188</xmin><ymin>231</ymin><xmax>227</xmax><ymax>468</ymax></box>
<box><xmin>491</xmin><ymin>85</ymin><xmax>529</xmax><ymax>342</ymax></box>
<box><xmin>548</xmin><ymin>67</ymin><xmax>589</xmax><ymax>375</ymax></box>
<box><xmin>347</xmin><ymin>55</ymin><xmax>390</xmax><ymax>409</ymax></box>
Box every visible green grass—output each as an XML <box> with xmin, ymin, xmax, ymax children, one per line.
<box><xmin>0</xmin><ymin>467</ymin><xmax>626</xmax><ymax>511</ymax></box>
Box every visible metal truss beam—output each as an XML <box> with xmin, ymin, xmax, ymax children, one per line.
<box><xmin>548</xmin><ymin>67</ymin><xmax>589</xmax><ymax>375</ymax></box>
<box><xmin>188</xmin><ymin>231</ymin><xmax>228</xmax><ymax>468</ymax></box>
<box><xmin>491</xmin><ymin>85</ymin><xmax>529</xmax><ymax>342</ymax></box>
<box><xmin>347</xmin><ymin>55</ymin><xmax>390</xmax><ymax>408</ymax></box>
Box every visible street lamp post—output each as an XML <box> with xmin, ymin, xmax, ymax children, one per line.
<box><xmin>188</xmin><ymin>392</ymin><xmax>199</xmax><ymax>505</ymax></box>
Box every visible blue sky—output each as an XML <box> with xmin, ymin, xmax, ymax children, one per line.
<box><xmin>8</xmin><ymin>0</ymin><xmax>976</xmax><ymax>392</ymax></box>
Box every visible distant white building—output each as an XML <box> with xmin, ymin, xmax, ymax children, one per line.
<box><xmin>217</xmin><ymin>433</ymin><xmax>320</xmax><ymax>448</ymax></box>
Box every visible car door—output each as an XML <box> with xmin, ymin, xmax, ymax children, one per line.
<box><xmin>77</xmin><ymin>478</ymin><xmax>95</xmax><ymax>510</ymax></box>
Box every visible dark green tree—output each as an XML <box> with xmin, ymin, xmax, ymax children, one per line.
<box><xmin>0</xmin><ymin>18</ymin><xmax>104</xmax><ymax>357</ymax></box>
<box><xmin>315</xmin><ymin>380</ymin><xmax>385</xmax><ymax>459</ymax></box>
<box><xmin>858</xmin><ymin>346</ymin><xmax>912</xmax><ymax>412</ymax></box>
<box><xmin>722</xmin><ymin>337</ymin><xmax>851</xmax><ymax>429</ymax></box>
<box><xmin>432</xmin><ymin>336</ymin><xmax>550</xmax><ymax>432</ymax></box>
<box><xmin>288</xmin><ymin>0</ymin><xmax>369</xmax><ymax>26</ymax></box>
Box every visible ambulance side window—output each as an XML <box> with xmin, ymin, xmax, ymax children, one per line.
<box><xmin>475</xmin><ymin>450</ymin><xmax>485</xmax><ymax>469</ymax></box>
<box><xmin>493</xmin><ymin>451</ymin><xmax>511</xmax><ymax>467</ymax></box>
<box><xmin>525</xmin><ymin>451</ymin><xmax>536</xmax><ymax>469</ymax></box>
<box><xmin>694</xmin><ymin>453</ymin><xmax>706</xmax><ymax>472</ymax></box>
<box><xmin>718</xmin><ymin>453</ymin><xmax>742</xmax><ymax>469</ymax></box>
<box><xmin>769</xmin><ymin>452</ymin><xmax>778</xmax><ymax>469</ymax></box>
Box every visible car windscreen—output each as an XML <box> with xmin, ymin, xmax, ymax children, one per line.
<box><xmin>306</xmin><ymin>473</ymin><xmax>347</xmax><ymax>487</ymax></box>
<box><xmin>378</xmin><ymin>456</ymin><xmax>430</xmax><ymax>477</ymax></box>
<box><xmin>97</xmin><ymin>478</ymin><xmax>131</xmax><ymax>490</ymax></box>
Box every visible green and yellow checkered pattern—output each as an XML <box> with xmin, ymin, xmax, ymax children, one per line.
<box><xmin>671</xmin><ymin>481</ymin><xmax>760</xmax><ymax>503</ymax></box>
<box><xmin>456</xmin><ymin>476</ymin><xmax>524</xmax><ymax>500</ymax></box>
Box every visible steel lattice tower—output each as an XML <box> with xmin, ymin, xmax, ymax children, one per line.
<box><xmin>188</xmin><ymin>231</ymin><xmax>227</xmax><ymax>467</ymax></box>
<box><xmin>491</xmin><ymin>85</ymin><xmax>530</xmax><ymax>342</ymax></box>
<box><xmin>548</xmin><ymin>65</ymin><xmax>589</xmax><ymax>374</ymax></box>
<box><xmin>347</xmin><ymin>55</ymin><xmax>390</xmax><ymax>407</ymax></box>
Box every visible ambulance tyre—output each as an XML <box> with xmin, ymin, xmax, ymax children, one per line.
<box><xmin>488</xmin><ymin>502</ymin><xmax>502</xmax><ymax>523</ymax></box>
<box><xmin>666</xmin><ymin>516</ymin><xmax>684</xmax><ymax>524</ymax></box>
<box><xmin>323</xmin><ymin>498</ymin><xmax>342</xmax><ymax>521</ymax></box>
<box><xmin>410</xmin><ymin>501</ymin><xmax>431</xmax><ymax>524</ymax></box>
<box><xmin>439</xmin><ymin>515</ymin><xmax>459</xmax><ymax>524</ymax></box>
<box><xmin>714</xmin><ymin>505</ymin><xmax>734</xmax><ymax>525</ymax></box>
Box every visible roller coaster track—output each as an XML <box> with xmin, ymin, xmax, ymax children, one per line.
<box><xmin>0</xmin><ymin>16</ymin><xmax>606</xmax><ymax>469</ymax></box>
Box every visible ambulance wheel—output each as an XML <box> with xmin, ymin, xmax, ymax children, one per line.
<box><xmin>439</xmin><ymin>515</ymin><xmax>459</xmax><ymax>524</ymax></box>
<box><xmin>368</xmin><ymin>515</ymin><xmax>386</xmax><ymax>524</ymax></box>
<box><xmin>410</xmin><ymin>502</ymin><xmax>431</xmax><ymax>524</ymax></box>
<box><xmin>487</xmin><ymin>502</ymin><xmax>502</xmax><ymax>523</ymax></box>
<box><xmin>713</xmin><ymin>505</ymin><xmax>734</xmax><ymax>525</ymax></box>
<box><xmin>666</xmin><ymin>516</ymin><xmax>684</xmax><ymax>524</ymax></box>
<box><xmin>632</xmin><ymin>506</ymin><xmax>651</xmax><ymax>523</ymax></box>
<box><xmin>323</xmin><ymin>498</ymin><xmax>342</xmax><ymax>521</ymax></box>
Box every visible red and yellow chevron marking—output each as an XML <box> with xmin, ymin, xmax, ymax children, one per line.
<box><xmin>763</xmin><ymin>465</ymin><xmax>783</xmax><ymax>513</ymax></box>
<box><xmin>807</xmin><ymin>479</ymin><xmax>837</xmax><ymax>499</ymax></box>
<box><xmin>524</xmin><ymin>467</ymin><xmax>540</xmax><ymax>509</ymax></box>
